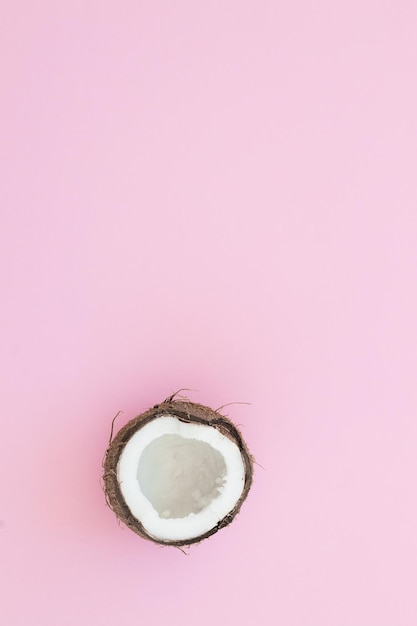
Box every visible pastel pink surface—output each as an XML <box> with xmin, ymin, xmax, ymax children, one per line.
<box><xmin>1</xmin><ymin>2</ymin><xmax>417</xmax><ymax>625</ymax></box>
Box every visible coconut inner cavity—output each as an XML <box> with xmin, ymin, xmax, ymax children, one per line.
<box><xmin>137</xmin><ymin>434</ymin><xmax>227</xmax><ymax>519</ymax></box>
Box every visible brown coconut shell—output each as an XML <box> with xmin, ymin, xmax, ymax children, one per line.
<box><xmin>103</xmin><ymin>398</ymin><xmax>253</xmax><ymax>547</ymax></box>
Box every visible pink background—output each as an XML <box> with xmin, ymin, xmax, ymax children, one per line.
<box><xmin>1</xmin><ymin>2</ymin><xmax>417</xmax><ymax>624</ymax></box>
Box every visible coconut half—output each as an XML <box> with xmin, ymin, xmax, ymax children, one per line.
<box><xmin>103</xmin><ymin>399</ymin><xmax>253</xmax><ymax>546</ymax></box>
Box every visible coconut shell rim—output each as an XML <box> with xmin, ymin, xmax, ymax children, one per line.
<box><xmin>103</xmin><ymin>399</ymin><xmax>254</xmax><ymax>547</ymax></box>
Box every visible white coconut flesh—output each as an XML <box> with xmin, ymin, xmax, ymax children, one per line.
<box><xmin>117</xmin><ymin>415</ymin><xmax>246</xmax><ymax>542</ymax></box>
